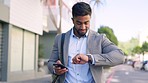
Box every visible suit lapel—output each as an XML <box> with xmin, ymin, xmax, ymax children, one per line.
<box><xmin>63</xmin><ymin>29</ymin><xmax>71</xmax><ymax>66</ymax></box>
<box><xmin>87</xmin><ymin>30</ymin><xmax>94</xmax><ymax>54</ymax></box>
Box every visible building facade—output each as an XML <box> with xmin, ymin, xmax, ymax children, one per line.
<box><xmin>0</xmin><ymin>0</ymin><xmax>43</xmax><ymax>82</ymax></box>
<box><xmin>40</xmin><ymin>0</ymin><xmax>78</xmax><ymax>59</ymax></box>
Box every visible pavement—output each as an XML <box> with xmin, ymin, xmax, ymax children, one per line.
<box><xmin>0</xmin><ymin>65</ymin><xmax>52</xmax><ymax>83</ymax></box>
<box><xmin>11</xmin><ymin>75</ymin><xmax>52</xmax><ymax>83</ymax></box>
<box><xmin>0</xmin><ymin>74</ymin><xmax>52</xmax><ymax>83</ymax></box>
<box><xmin>0</xmin><ymin>65</ymin><xmax>114</xmax><ymax>83</ymax></box>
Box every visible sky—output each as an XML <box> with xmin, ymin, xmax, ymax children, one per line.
<box><xmin>93</xmin><ymin>0</ymin><xmax>148</xmax><ymax>42</ymax></box>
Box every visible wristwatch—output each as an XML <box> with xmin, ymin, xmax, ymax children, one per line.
<box><xmin>87</xmin><ymin>54</ymin><xmax>92</xmax><ymax>64</ymax></box>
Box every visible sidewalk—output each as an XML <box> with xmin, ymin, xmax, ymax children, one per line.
<box><xmin>11</xmin><ymin>74</ymin><xmax>52</xmax><ymax>83</ymax></box>
<box><xmin>0</xmin><ymin>65</ymin><xmax>52</xmax><ymax>83</ymax></box>
<box><xmin>0</xmin><ymin>74</ymin><xmax>52</xmax><ymax>83</ymax></box>
<box><xmin>0</xmin><ymin>66</ymin><xmax>114</xmax><ymax>83</ymax></box>
<box><xmin>12</xmin><ymin>69</ymin><xmax>113</xmax><ymax>83</ymax></box>
<box><xmin>11</xmin><ymin>65</ymin><xmax>52</xmax><ymax>83</ymax></box>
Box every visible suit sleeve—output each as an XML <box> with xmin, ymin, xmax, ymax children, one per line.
<box><xmin>93</xmin><ymin>34</ymin><xmax>125</xmax><ymax>67</ymax></box>
<box><xmin>47</xmin><ymin>34</ymin><xmax>61</xmax><ymax>74</ymax></box>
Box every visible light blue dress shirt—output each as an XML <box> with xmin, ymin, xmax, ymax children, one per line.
<box><xmin>65</xmin><ymin>29</ymin><xmax>95</xmax><ymax>83</ymax></box>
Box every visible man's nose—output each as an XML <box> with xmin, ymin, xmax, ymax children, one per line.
<box><xmin>81</xmin><ymin>24</ymin><xmax>86</xmax><ymax>29</ymax></box>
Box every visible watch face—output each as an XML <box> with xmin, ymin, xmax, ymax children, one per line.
<box><xmin>87</xmin><ymin>55</ymin><xmax>92</xmax><ymax>64</ymax></box>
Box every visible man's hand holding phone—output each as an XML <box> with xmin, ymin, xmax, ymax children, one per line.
<box><xmin>53</xmin><ymin>64</ymin><xmax>68</xmax><ymax>69</ymax></box>
<box><xmin>53</xmin><ymin>60</ymin><xmax>68</xmax><ymax>75</ymax></box>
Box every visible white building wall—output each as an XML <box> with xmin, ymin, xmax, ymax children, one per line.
<box><xmin>23</xmin><ymin>31</ymin><xmax>35</xmax><ymax>70</ymax></box>
<box><xmin>10</xmin><ymin>26</ymin><xmax>23</xmax><ymax>72</ymax></box>
<box><xmin>10</xmin><ymin>26</ymin><xmax>36</xmax><ymax>71</ymax></box>
<box><xmin>9</xmin><ymin>0</ymin><xmax>43</xmax><ymax>35</ymax></box>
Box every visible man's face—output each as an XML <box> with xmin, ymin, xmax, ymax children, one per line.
<box><xmin>72</xmin><ymin>15</ymin><xmax>91</xmax><ymax>37</ymax></box>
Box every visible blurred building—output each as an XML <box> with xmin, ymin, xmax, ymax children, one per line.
<box><xmin>39</xmin><ymin>0</ymin><xmax>77</xmax><ymax>59</ymax></box>
<box><xmin>40</xmin><ymin>0</ymin><xmax>96</xmax><ymax>59</ymax></box>
<box><xmin>0</xmin><ymin>0</ymin><xmax>42</xmax><ymax>82</ymax></box>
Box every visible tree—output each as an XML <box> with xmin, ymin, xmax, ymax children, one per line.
<box><xmin>118</xmin><ymin>37</ymin><xmax>139</xmax><ymax>55</ymax></box>
<box><xmin>132</xmin><ymin>46</ymin><xmax>142</xmax><ymax>55</ymax></box>
<box><xmin>98</xmin><ymin>26</ymin><xmax>118</xmax><ymax>45</ymax></box>
<box><xmin>142</xmin><ymin>41</ymin><xmax>148</xmax><ymax>54</ymax></box>
<box><xmin>131</xmin><ymin>41</ymin><xmax>148</xmax><ymax>61</ymax></box>
<box><xmin>132</xmin><ymin>41</ymin><xmax>148</xmax><ymax>61</ymax></box>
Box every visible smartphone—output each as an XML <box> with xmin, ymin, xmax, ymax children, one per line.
<box><xmin>53</xmin><ymin>64</ymin><xmax>68</xmax><ymax>69</ymax></box>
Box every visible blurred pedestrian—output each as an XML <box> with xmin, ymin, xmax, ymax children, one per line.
<box><xmin>141</xmin><ymin>60</ymin><xmax>148</xmax><ymax>70</ymax></box>
<box><xmin>132</xmin><ymin>61</ymin><xmax>136</xmax><ymax>68</ymax></box>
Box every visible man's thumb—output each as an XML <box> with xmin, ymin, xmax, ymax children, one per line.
<box><xmin>56</xmin><ymin>60</ymin><xmax>62</xmax><ymax>64</ymax></box>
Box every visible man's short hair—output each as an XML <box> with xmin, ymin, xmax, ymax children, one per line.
<box><xmin>72</xmin><ymin>2</ymin><xmax>92</xmax><ymax>18</ymax></box>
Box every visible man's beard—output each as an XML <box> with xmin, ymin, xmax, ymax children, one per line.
<box><xmin>73</xmin><ymin>27</ymin><xmax>87</xmax><ymax>37</ymax></box>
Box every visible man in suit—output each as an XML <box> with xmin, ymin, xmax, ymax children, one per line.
<box><xmin>48</xmin><ymin>2</ymin><xmax>125</xmax><ymax>83</ymax></box>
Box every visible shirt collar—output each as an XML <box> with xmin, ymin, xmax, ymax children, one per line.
<box><xmin>71</xmin><ymin>28</ymin><xmax>89</xmax><ymax>38</ymax></box>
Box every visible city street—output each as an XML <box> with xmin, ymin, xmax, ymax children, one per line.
<box><xmin>107</xmin><ymin>64</ymin><xmax>148</xmax><ymax>83</ymax></box>
<box><xmin>2</xmin><ymin>64</ymin><xmax>148</xmax><ymax>83</ymax></box>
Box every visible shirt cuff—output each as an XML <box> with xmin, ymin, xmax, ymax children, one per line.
<box><xmin>87</xmin><ymin>54</ymin><xmax>95</xmax><ymax>64</ymax></box>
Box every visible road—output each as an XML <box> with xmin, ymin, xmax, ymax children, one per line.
<box><xmin>107</xmin><ymin>64</ymin><xmax>148</xmax><ymax>83</ymax></box>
